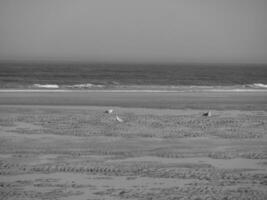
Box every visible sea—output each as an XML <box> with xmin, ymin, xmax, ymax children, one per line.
<box><xmin>0</xmin><ymin>62</ymin><xmax>267</xmax><ymax>91</ymax></box>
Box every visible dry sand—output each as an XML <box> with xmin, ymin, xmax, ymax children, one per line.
<box><xmin>0</xmin><ymin>91</ymin><xmax>267</xmax><ymax>200</ymax></box>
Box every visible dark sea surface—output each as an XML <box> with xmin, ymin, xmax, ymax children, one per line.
<box><xmin>0</xmin><ymin>62</ymin><xmax>267</xmax><ymax>89</ymax></box>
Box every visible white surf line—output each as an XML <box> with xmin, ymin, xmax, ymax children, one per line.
<box><xmin>0</xmin><ymin>89</ymin><xmax>266</xmax><ymax>93</ymax></box>
<box><xmin>0</xmin><ymin>89</ymin><xmax>70</xmax><ymax>92</ymax></box>
<box><xmin>0</xmin><ymin>89</ymin><xmax>184</xmax><ymax>93</ymax></box>
<box><xmin>208</xmin><ymin>89</ymin><xmax>267</xmax><ymax>92</ymax></box>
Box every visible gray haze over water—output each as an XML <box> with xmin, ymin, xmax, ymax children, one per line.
<box><xmin>0</xmin><ymin>0</ymin><xmax>266</xmax><ymax>63</ymax></box>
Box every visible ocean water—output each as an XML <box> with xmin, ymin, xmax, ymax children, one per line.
<box><xmin>0</xmin><ymin>62</ymin><xmax>267</xmax><ymax>90</ymax></box>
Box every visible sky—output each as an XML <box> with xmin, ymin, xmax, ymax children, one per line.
<box><xmin>0</xmin><ymin>0</ymin><xmax>266</xmax><ymax>63</ymax></box>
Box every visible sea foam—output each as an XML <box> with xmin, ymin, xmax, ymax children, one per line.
<box><xmin>33</xmin><ymin>84</ymin><xmax>59</xmax><ymax>89</ymax></box>
<box><xmin>67</xmin><ymin>83</ymin><xmax>104</xmax><ymax>88</ymax></box>
<box><xmin>250</xmin><ymin>83</ymin><xmax>267</xmax><ymax>88</ymax></box>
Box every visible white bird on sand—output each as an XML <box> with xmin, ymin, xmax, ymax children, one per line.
<box><xmin>116</xmin><ymin>115</ymin><xmax>124</xmax><ymax>122</ymax></box>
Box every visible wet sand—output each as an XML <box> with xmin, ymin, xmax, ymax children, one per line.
<box><xmin>0</xmin><ymin>91</ymin><xmax>267</xmax><ymax>200</ymax></box>
<box><xmin>0</xmin><ymin>90</ymin><xmax>267</xmax><ymax>110</ymax></box>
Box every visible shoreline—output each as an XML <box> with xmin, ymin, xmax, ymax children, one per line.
<box><xmin>0</xmin><ymin>88</ymin><xmax>267</xmax><ymax>93</ymax></box>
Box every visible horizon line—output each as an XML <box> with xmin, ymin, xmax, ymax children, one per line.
<box><xmin>0</xmin><ymin>59</ymin><xmax>267</xmax><ymax>66</ymax></box>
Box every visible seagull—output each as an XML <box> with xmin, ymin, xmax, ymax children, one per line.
<box><xmin>105</xmin><ymin>109</ymin><xmax>113</xmax><ymax>114</ymax></box>
<box><xmin>203</xmin><ymin>111</ymin><xmax>211</xmax><ymax>117</ymax></box>
<box><xmin>116</xmin><ymin>115</ymin><xmax>124</xmax><ymax>122</ymax></box>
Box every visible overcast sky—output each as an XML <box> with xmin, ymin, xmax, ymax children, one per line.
<box><xmin>0</xmin><ymin>0</ymin><xmax>266</xmax><ymax>63</ymax></box>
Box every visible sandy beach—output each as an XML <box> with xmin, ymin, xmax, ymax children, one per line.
<box><xmin>0</xmin><ymin>91</ymin><xmax>267</xmax><ymax>200</ymax></box>
<box><xmin>1</xmin><ymin>0</ymin><xmax>267</xmax><ymax>199</ymax></box>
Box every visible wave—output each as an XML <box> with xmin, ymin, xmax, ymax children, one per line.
<box><xmin>26</xmin><ymin>83</ymin><xmax>267</xmax><ymax>91</ymax></box>
<box><xmin>32</xmin><ymin>83</ymin><xmax>104</xmax><ymax>89</ymax></box>
<box><xmin>247</xmin><ymin>83</ymin><xmax>267</xmax><ymax>88</ymax></box>
<box><xmin>67</xmin><ymin>83</ymin><xmax>104</xmax><ymax>89</ymax></box>
<box><xmin>33</xmin><ymin>84</ymin><xmax>59</xmax><ymax>89</ymax></box>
